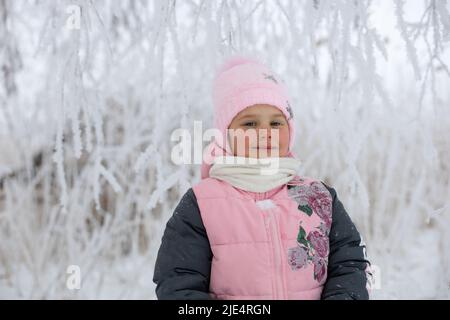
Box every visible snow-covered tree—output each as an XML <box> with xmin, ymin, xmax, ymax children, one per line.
<box><xmin>0</xmin><ymin>0</ymin><xmax>449</xmax><ymax>299</ymax></box>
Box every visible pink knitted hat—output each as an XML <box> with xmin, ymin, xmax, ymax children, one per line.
<box><xmin>201</xmin><ymin>55</ymin><xmax>297</xmax><ymax>179</ymax></box>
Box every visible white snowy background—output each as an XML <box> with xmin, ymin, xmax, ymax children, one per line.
<box><xmin>0</xmin><ymin>0</ymin><xmax>449</xmax><ymax>299</ymax></box>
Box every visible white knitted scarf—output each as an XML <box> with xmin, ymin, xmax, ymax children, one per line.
<box><xmin>209</xmin><ymin>156</ymin><xmax>302</xmax><ymax>193</ymax></box>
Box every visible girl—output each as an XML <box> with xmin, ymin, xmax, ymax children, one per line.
<box><xmin>153</xmin><ymin>56</ymin><xmax>372</xmax><ymax>300</ymax></box>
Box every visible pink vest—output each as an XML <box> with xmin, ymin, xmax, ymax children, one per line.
<box><xmin>192</xmin><ymin>176</ymin><xmax>333</xmax><ymax>300</ymax></box>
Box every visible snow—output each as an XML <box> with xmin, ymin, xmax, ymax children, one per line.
<box><xmin>0</xmin><ymin>0</ymin><xmax>449</xmax><ymax>299</ymax></box>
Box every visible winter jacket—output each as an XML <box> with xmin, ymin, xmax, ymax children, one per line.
<box><xmin>153</xmin><ymin>176</ymin><xmax>372</xmax><ymax>300</ymax></box>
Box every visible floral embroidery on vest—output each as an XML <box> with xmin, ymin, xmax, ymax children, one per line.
<box><xmin>287</xmin><ymin>181</ymin><xmax>332</xmax><ymax>230</ymax></box>
<box><xmin>286</xmin><ymin>181</ymin><xmax>333</xmax><ymax>283</ymax></box>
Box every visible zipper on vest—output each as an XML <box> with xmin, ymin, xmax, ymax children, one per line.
<box><xmin>268</xmin><ymin>209</ymin><xmax>286</xmax><ymax>300</ymax></box>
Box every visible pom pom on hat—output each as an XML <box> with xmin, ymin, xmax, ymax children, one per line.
<box><xmin>215</xmin><ymin>55</ymin><xmax>262</xmax><ymax>77</ymax></box>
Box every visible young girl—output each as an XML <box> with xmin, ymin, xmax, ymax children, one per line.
<box><xmin>153</xmin><ymin>56</ymin><xmax>372</xmax><ymax>300</ymax></box>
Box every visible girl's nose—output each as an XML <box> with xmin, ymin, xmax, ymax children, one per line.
<box><xmin>257</xmin><ymin>125</ymin><xmax>272</xmax><ymax>144</ymax></box>
<box><xmin>258</xmin><ymin>124</ymin><xmax>271</xmax><ymax>137</ymax></box>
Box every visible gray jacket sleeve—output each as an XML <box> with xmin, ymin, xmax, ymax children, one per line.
<box><xmin>152</xmin><ymin>188</ymin><xmax>213</xmax><ymax>300</ymax></box>
<box><xmin>320</xmin><ymin>182</ymin><xmax>372</xmax><ymax>300</ymax></box>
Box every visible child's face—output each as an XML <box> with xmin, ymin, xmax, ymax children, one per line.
<box><xmin>227</xmin><ymin>104</ymin><xmax>290</xmax><ymax>158</ymax></box>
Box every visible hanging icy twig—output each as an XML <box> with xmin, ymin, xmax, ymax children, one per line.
<box><xmin>394</xmin><ymin>0</ymin><xmax>422</xmax><ymax>80</ymax></box>
<box><xmin>99</xmin><ymin>164</ymin><xmax>122</xmax><ymax>193</ymax></box>
<box><xmin>146</xmin><ymin>170</ymin><xmax>181</xmax><ymax>210</ymax></box>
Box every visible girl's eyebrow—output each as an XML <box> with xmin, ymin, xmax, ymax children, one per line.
<box><xmin>238</xmin><ymin>114</ymin><xmax>259</xmax><ymax>120</ymax></box>
<box><xmin>238</xmin><ymin>113</ymin><xmax>285</xmax><ymax>120</ymax></box>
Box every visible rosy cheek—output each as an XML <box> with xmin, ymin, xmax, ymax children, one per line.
<box><xmin>280</xmin><ymin>127</ymin><xmax>290</xmax><ymax>153</ymax></box>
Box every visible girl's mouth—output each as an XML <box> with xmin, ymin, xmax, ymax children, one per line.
<box><xmin>253</xmin><ymin>146</ymin><xmax>278</xmax><ymax>150</ymax></box>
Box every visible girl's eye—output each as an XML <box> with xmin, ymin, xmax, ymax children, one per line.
<box><xmin>243</xmin><ymin>122</ymin><xmax>257</xmax><ymax>127</ymax></box>
<box><xmin>271</xmin><ymin>121</ymin><xmax>282</xmax><ymax>126</ymax></box>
